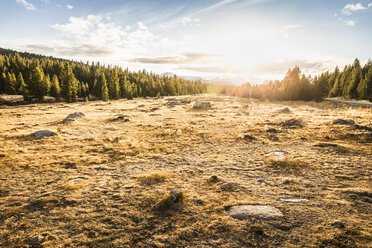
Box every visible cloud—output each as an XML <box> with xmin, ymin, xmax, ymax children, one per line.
<box><xmin>41</xmin><ymin>0</ymin><xmax>49</xmax><ymax>3</ymax></box>
<box><xmin>44</xmin><ymin>15</ymin><xmax>171</xmax><ymax>58</ymax></box>
<box><xmin>345</xmin><ymin>20</ymin><xmax>355</xmax><ymax>27</ymax></box>
<box><xmin>176</xmin><ymin>59</ymin><xmax>331</xmax><ymax>75</ymax></box>
<box><xmin>182</xmin><ymin>17</ymin><xmax>200</xmax><ymax>26</ymax></box>
<box><xmin>341</xmin><ymin>3</ymin><xmax>370</xmax><ymax>15</ymax></box>
<box><xmin>137</xmin><ymin>22</ymin><xmax>148</xmax><ymax>30</ymax></box>
<box><xmin>253</xmin><ymin>59</ymin><xmax>330</xmax><ymax>74</ymax></box>
<box><xmin>193</xmin><ymin>0</ymin><xmax>236</xmax><ymax>16</ymax></box>
<box><xmin>67</xmin><ymin>4</ymin><xmax>74</xmax><ymax>9</ymax></box>
<box><xmin>16</xmin><ymin>0</ymin><xmax>37</xmax><ymax>11</ymax></box>
<box><xmin>24</xmin><ymin>44</ymin><xmax>113</xmax><ymax>57</ymax></box>
<box><xmin>129</xmin><ymin>53</ymin><xmax>216</xmax><ymax>64</ymax></box>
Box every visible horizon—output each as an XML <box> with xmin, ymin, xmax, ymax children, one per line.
<box><xmin>1</xmin><ymin>0</ymin><xmax>372</xmax><ymax>84</ymax></box>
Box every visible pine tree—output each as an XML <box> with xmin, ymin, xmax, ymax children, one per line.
<box><xmin>357</xmin><ymin>67</ymin><xmax>372</xmax><ymax>100</ymax></box>
<box><xmin>18</xmin><ymin>72</ymin><xmax>31</xmax><ymax>101</ymax></box>
<box><xmin>4</xmin><ymin>72</ymin><xmax>16</xmax><ymax>94</ymax></box>
<box><xmin>347</xmin><ymin>66</ymin><xmax>362</xmax><ymax>99</ymax></box>
<box><xmin>60</xmin><ymin>64</ymin><xmax>78</xmax><ymax>102</ymax></box>
<box><xmin>28</xmin><ymin>61</ymin><xmax>49</xmax><ymax>101</ymax></box>
<box><xmin>50</xmin><ymin>74</ymin><xmax>61</xmax><ymax>100</ymax></box>
<box><xmin>101</xmin><ymin>79</ymin><xmax>109</xmax><ymax>101</ymax></box>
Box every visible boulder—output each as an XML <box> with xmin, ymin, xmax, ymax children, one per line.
<box><xmin>31</xmin><ymin>130</ymin><xmax>57</xmax><ymax>138</ymax></box>
<box><xmin>66</xmin><ymin>112</ymin><xmax>85</xmax><ymax>119</ymax></box>
<box><xmin>220</xmin><ymin>182</ymin><xmax>239</xmax><ymax>191</ymax></box>
<box><xmin>227</xmin><ymin>205</ymin><xmax>283</xmax><ymax>220</ymax></box>
<box><xmin>279</xmin><ymin>107</ymin><xmax>291</xmax><ymax>113</ymax></box>
<box><xmin>193</xmin><ymin>101</ymin><xmax>212</xmax><ymax>110</ymax></box>
<box><xmin>333</xmin><ymin>119</ymin><xmax>355</xmax><ymax>125</ymax></box>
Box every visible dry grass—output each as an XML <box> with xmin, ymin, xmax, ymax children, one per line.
<box><xmin>0</xmin><ymin>94</ymin><xmax>371</xmax><ymax>247</ymax></box>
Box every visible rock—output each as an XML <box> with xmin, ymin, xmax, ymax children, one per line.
<box><xmin>25</xmin><ymin>235</ymin><xmax>46</xmax><ymax>246</ymax></box>
<box><xmin>220</xmin><ymin>182</ymin><xmax>239</xmax><ymax>191</ymax></box>
<box><xmin>149</xmin><ymin>113</ymin><xmax>161</xmax><ymax>116</ymax></box>
<box><xmin>66</xmin><ymin>112</ymin><xmax>85</xmax><ymax>119</ymax></box>
<box><xmin>62</xmin><ymin>118</ymin><xmax>75</xmax><ymax>123</ymax></box>
<box><xmin>243</xmin><ymin>134</ymin><xmax>256</xmax><ymax>141</ymax></box>
<box><xmin>208</xmin><ymin>175</ymin><xmax>220</xmax><ymax>184</ymax></box>
<box><xmin>244</xmin><ymin>112</ymin><xmax>250</xmax><ymax>115</ymax></box>
<box><xmin>267</xmin><ymin>128</ymin><xmax>279</xmax><ymax>133</ymax></box>
<box><xmin>267</xmin><ymin>151</ymin><xmax>285</xmax><ymax>157</ymax></box>
<box><xmin>280</xmin><ymin>198</ymin><xmax>308</xmax><ymax>202</ymax></box>
<box><xmin>257</xmin><ymin>178</ymin><xmax>265</xmax><ymax>183</ymax></box>
<box><xmin>333</xmin><ymin>119</ymin><xmax>355</xmax><ymax>125</ymax></box>
<box><xmin>281</xmin><ymin>177</ymin><xmax>295</xmax><ymax>184</ymax></box>
<box><xmin>32</xmin><ymin>130</ymin><xmax>57</xmax><ymax>138</ymax></box>
<box><xmin>332</xmin><ymin>220</ymin><xmax>345</xmax><ymax>228</ymax></box>
<box><xmin>193</xmin><ymin>101</ymin><xmax>212</xmax><ymax>110</ymax></box>
<box><xmin>279</xmin><ymin>107</ymin><xmax>291</xmax><ymax>113</ymax></box>
<box><xmin>280</xmin><ymin>118</ymin><xmax>304</xmax><ymax>128</ymax></box>
<box><xmin>227</xmin><ymin>205</ymin><xmax>283</xmax><ymax>220</ymax></box>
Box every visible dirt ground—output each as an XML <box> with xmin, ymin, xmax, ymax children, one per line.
<box><xmin>0</xmin><ymin>95</ymin><xmax>371</xmax><ymax>247</ymax></box>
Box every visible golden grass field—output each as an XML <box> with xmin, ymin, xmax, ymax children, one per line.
<box><xmin>0</xmin><ymin>94</ymin><xmax>371</xmax><ymax>247</ymax></box>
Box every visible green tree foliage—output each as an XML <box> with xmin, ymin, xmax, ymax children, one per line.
<box><xmin>357</xmin><ymin>66</ymin><xmax>372</xmax><ymax>100</ymax></box>
<box><xmin>0</xmin><ymin>48</ymin><xmax>207</xmax><ymax>102</ymax></box>
<box><xmin>50</xmin><ymin>74</ymin><xmax>61</xmax><ymax>100</ymax></box>
<box><xmin>28</xmin><ymin>61</ymin><xmax>49</xmax><ymax>101</ymax></box>
<box><xmin>222</xmin><ymin>58</ymin><xmax>372</xmax><ymax>101</ymax></box>
<box><xmin>60</xmin><ymin>64</ymin><xmax>78</xmax><ymax>102</ymax></box>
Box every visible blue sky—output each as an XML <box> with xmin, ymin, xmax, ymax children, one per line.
<box><xmin>1</xmin><ymin>0</ymin><xmax>372</xmax><ymax>83</ymax></box>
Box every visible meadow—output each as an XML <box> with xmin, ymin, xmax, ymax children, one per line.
<box><xmin>0</xmin><ymin>95</ymin><xmax>371</xmax><ymax>247</ymax></box>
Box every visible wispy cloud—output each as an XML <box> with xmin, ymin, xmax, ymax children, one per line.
<box><xmin>16</xmin><ymin>0</ymin><xmax>37</xmax><ymax>11</ymax></box>
<box><xmin>67</xmin><ymin>4</ymin><xmax>74</xmax><ymax>9</ymax></box>
<box><xmin>129</xmin><ymin>53</ymin><xmax>216</xmax><ymax>64</ymax></box>
<box><xmin>341</xmin><ymin>3</ymin><xmax>371</xmax><ymax>15</ymax></box>
<box><xmin>345</xmin><ymin>20</ymin><xmax>355</xmax><ymax>27</ymax></box>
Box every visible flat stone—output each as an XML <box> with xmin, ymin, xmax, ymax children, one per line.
<box><xmin>66</xmin><ymin>112</ymin><xmax>85</xmax><ymax>119</ymax></box>
<box><xmin>279</xmin><ymin>107</ymin><xmax>291</xmax><ymax>113</ymax></box>
<box><xmin>281</xmin><ymin>177</ymin><xmax>295</xmax><ymax>184</ymax></box>
<box><xmin>228</xmin><ymin>205</ymin><xmax>283</xmax><ymax>220</ymax></box>
<box><xmin>62</xmin><ymin>118</ymin><xmax>76</xmax><ymax>123</ymax></box>
<box><xmin>31</xmin><ymin>130</ymin><xmax>57</xmax><ymax>138</ymax></box>
<box><xmin>333</xmin><ymin>119</ymin><xmax>355</xmax><ymax>125</ymax></box>
<box><xmin>220</xmin><ymin>182</ymin><xmax>239</xmax><ymax>191</ymax></box>
<box><xmin>193</xmin><ymin>101</ymin><xmax>212</xmax><ymax>110</ymax></box>
<box><xmin>267</xmin><ymin>151</ymin><xmax>285</xmax><ymax>157</ymax></box>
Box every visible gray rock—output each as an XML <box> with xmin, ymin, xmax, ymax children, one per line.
<box><xmin>62</xmin><ymin>118</ymin><xmax>75</xmax><ymax>123</ymax></box>
<box><xmin>267</xmin><ymin>151</ymin><xmax>285</xmax><ymax>157</ymax></box>
<box><xmin>228</xmin><ymin>205</ymin><xmax>283</xmax><ymax>220</ymax></box>
<box><xmin>257</xmin><ymin>178</ymin><xmax>265</xmax><ymax>183</ymax></box>
<box><xmin>333</xmin><ymin>119</ymin><xmax>355</xmax><ymax>125</ymax></box>
<box><xmin>25</xmin><ymin>235</ymin><xmax>46</xmax><ymax>246</ymax></box>
<box><xmin>281</xmin><ymin>177</ymin><xmax>295</xmax><ymax>184</ymax></box>
<box><xmin>279</xmin><ymin>107</ymin><xmax>291</xmax><ymax>113</ymax></box>
<box><xmin>32</xmin><ymin>130</ymin><xmax>57</xmax><ymax>138</ymax></box>
<box><xmin>66</xmin><ymin>112</ymin><xmax>85</xmax><ymax>119</ymax></box>
<box><xmin>193</xmin><ymin>101</ymin><xmax>212</xmax><ymax>110</ymax></box>
<box><xmin>332</xmin><ymin>220</ymin><xmax>345</xmax><ymax>228</ymax></box>
<box><xmin>220</xmin><ymin>182</ymin><xmax>239</xmax><ymax>191</ymax></box>
<box><xmin>243</xmin><ymin>134</ymin><xmax>256</xmax><ymax>141</ymax></box>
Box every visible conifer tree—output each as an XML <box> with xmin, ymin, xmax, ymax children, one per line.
<box><xmin>50</xmin><ymin>74</ymin><xmax>61</xmax><ymax>100</ymax></box>
<box><xmin>357</xmin><ymin>67</ymin><xmax>372</xmax><ymax>100</ymax></box>
<box><xmin>60</xmin><ymin>64</ymin><xmax>78</xmax><ymax>102</ymax></box>
<box><xmin>347</xmin><ymin>66</ymin><xmax>362</xmax><ymax>99</ymax></box>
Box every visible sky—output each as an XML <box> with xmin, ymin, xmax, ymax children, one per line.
<box><xmin>1</xmin><ymin>0</ymin><xmax>372</xmax><ymax>84</ymax></box>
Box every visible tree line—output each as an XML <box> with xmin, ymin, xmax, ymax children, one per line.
<box><xmin>222</xmin><ymin>59</ymin><xmax>372</xmax><ymax>101</ymax></box>
<box><xmin>0</xmin><ymin>48</ymin><xmax>207</xmax><ymax>102</ymax></box>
